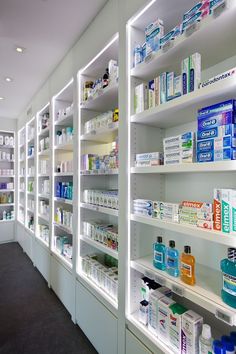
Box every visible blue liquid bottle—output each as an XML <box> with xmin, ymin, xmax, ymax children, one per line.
<box><xmin>166</xmin><ymin>240</ymin><xmax>179</xmax><ymax>277</ymax></box>
<box><xmin>153</xmin><ymin>236</ymin><xmax>166</xmax><ymax>270</ymax></box>
<box><xmin>221</xmin><ymin>248</ymin><xmax>236</xmax><ymax>309</ymax></box>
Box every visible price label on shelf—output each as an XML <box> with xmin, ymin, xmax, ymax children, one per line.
<box><xmin>215</xmin><ymin>309</ymin><xmax>234</xmax><ymax>326</ymax></box>
<box><xmin>145</xmin><ymin>271</ymin><xmax>154</xmax><ymax>280</ymax></box>
<box><xmin>155</xmin><ymin>275</ymin><xmax>166</xmax><ymax>286</ymax></box>
<box><xmin>171</xmin><ymin>284</ymin><xmax>185</xmax><ymax>297</ymax></box>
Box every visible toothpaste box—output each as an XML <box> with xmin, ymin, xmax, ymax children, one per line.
<box><xmin>181</xmin><ymin>57</ymin><xmax>189</xmax><ymax>95</ymax></box>
<box><xmin>200</xmin><ymin>68</ymin><xmax>236</xmax><ymax>89</ymax></box>
<box><xmin>145</xmin><ymin>18</ymin><xmax>164</xmax><ymax>55</ymax></box>
<box><xmin>160</xmin><ymin>72</ymin><xmax>168</xmax><ymax>104</ymax></box>
<box><xmin>197</xmin><ymin>137</ymin><xmax>236</xmax><ymax>151</ymax></box>
<box><xmin>148</xmin><ymin>287</ymin><xmax>172</xmax><ymax>336</ymax></box>
<box><xmin>136</xmin><ymin>152</ymin><xmax>162</xmax><ymax>162</ymax></box>
<box><xmin>230</xmin><ymin>189</ymin><xmax>236</xmax><ymax>235</ymax></box>
<box><xmin>158</xmin><ymin>297</ymin><xmax>175</xmax><ymax>342</ymax></box>
<box><xmin>174</xmin><ymin>75</ymin><xmax>182</xmax><ymax>98</ymax></box>
<box><xmin>210</xmin><ymin>0</ymin><xmax>226</xmax><ymax>13</ymax></box>
<box><xmin>183</xmin><ymin>1</ymin><xmax>210</xmax><ymax>21</ymax></box>
<box><xmin>148</xmin><ymin>80</ymin><xmax>155</xmax><ymax>109</ymax></box>
<box><xmin>222</xmin><ymin>189</ymin><xmax>231</xmax><ymax>233</ymax></box>
<box><xmin>198</xmin><ymin>112</ymin><xmax>236</xmax><ymax>132</ymax></box>
<box><xmin>198</xmin><ymin>100</ymin><xmax>236</xmax><ymax>118</ymax></box>
<box><xmin>197</xmin><ymin>124</ymin><xmax>236</xmax><ymax>140</ymax></box>
<box><xmin>197</xmin><ymin>148</ymin><xmax>236</xmax><ymax>162</ymax></box>
<box><xmin>197</xmin><ymin>219</ymin><xmax>213</xmax><ymax>229</ymax></box>
<box><xmin>181</xmin><ymin>310</ymin><xmax>203</xmax><ymax>354</ymax></box>
<box><xmin>169</xmin><ymin>303</ymin><xmax>188</xmax><ymax>353</ymax></box>
<box><xmin>189</xmin><ymin>53</ymin><xmax>201</xmax><ymax>92</ymax></box>
<box><xmin>164</xmin><ymin>132</ymin><xmax>195</xmax><ymax>148</ymax></box>
<box><xmin>154</xmin><ymin>77</ymin><xmax>160</xmax><ymax>106</ymax></box>
<box><xmin>160</xmin><ymin>25</ymin><xmax>181</xmax><ymax>48</ymax></box>
<box><xmin>167</xmin><ymin>72</ymin><xmax>175</xmax><ymax>101</ymax></box>
<box><xmin>133</xmin><ymin>45</ymin><xmax>143</xmax><ymax>67</ymax></box>
<box><xmin>181</xmin><ymin>201</ymin><xmax>212</xmax><ymax>213</ymax></box>
<box><xmin>134</xmin><ymin>83</ymin><xmax>148</xmax><ymax>114</ymax></box>
<box><xmin>182</xmin><ymin>10</ymin><xmax>208</xmax><ymax>33</ymax></box>
<box><xmin>133</xmin><ymin>199</ymin><xmax>153</xmax><ymax>208</ymax></box>
<box><xmin>214</xmin><ymin>189</ymin><xmax>222</xmax><ymax>231</ymax></box>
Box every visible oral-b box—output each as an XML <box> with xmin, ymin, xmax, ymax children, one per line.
<box><xmin>145</xmin><ymin>19</ymin><xmax>164</xmax><ymax>55</ymax></box>
<box><xmin>214</xmin><ymin>188</ymin><xmax>222</xmax><ymax>231</ymax></box>
<box><xmin>158</xmin><ymin>297</ymin><xmax>175</xmax><ymax>342</ymax></box>
<box><xmin>198</xmin><ymin>100</ymin><xmax>236</xmax><ymax>118</ymax></box>
<box><xmin>197</xmin><ymin>148</ymin><xmax>236</xmax><ymax>162</ymax></box>
<box><xmin>222</xmin><ymin>189</ymin><xmax>231</xmax><ymax>233</ymax></box>
<box><xmin>183</xmin><ymin>1</ymin><xmax>210</xmax><ymax>21</ymax></box>
<box><xmin>197</xmin><ymin>136</ymin><xmax>236</xmax><ymax>151</ymax></box>
<box><xmin>182</xmin><ymin>10</ymin><xmax>208</xmax><ymax>33</ymax></box>
<box><xmin>197</xmin><ymin>124</ymin><xmax>236</xmax><ymax>140</ymax></box>
<box><xmin>181</xmin><ymin>310</ymin><xmax>203</xmax><ymax>354</ymax></box>
<box><xmin>181</xmin><ymin>57</ymin><xmax>189</xmax><ymax>95</ymax></box>
<box><xmin>160</xmin><ymin>25</ymin><xmax>181</xmax><ymax>48</ymax></box>
<box><xmin>189</xmin><ymin>53</ymin><xmax>201</xmax><ymax>92</ymax></box>
<box><xmin>160</xmin><ymin>72</ymin><xmax>168</xmax><ymax>104</ymax></box>
<box><xmin>230</xmin><ymin>189</ymin><xmax>236</xmax><ymax>235</ymax></box>
<box><xmin>210</xmin><ymin>0</ymin><xmax>226</xmax><ymax>13</ymax></box>
<box><xmin>198</xmin><ymin>112</ymin><xmax>236</xmax><ymax>132</ymax></box>
<box><xmin>167</xmin><ymin>72</ymin><xmax>175</xmax><ymax>101</ymax></box>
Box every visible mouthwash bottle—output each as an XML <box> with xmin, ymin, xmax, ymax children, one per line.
<box><xmin>166</xmin><ymin>240</ymin><xmax>179</xmax><ymax>277</ymax></box>
<box><xmin>153</xmin><ymin>236</ymin><xmax>166</xmax><ymax>270</ymax></box>
<box><xmin>221</xmin><ymin>248</ymin><xmax>236</xmax><ymax>308</ymax></box>
<box><xmin>180</xmin><ymin>245</ymin><xmax>196</xmax><ymax>286</ymax></box>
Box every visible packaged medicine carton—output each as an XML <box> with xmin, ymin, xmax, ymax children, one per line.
<box><xmin>197</xmin><ymin>124</ymin><xmax>236</xmax><ymax>141</ymax></box>
<box><xmin>134</xmin><ymin>83</ymin><xmax>148</xmax><ymax>114</ymax></box>
<box><xmin>148</xmin><ymin>287</ymin><xmax>172</xmax><ymax>335</ymax></box>
<box><xmin>214</xmin><ymin>189</ymin><xmax>222</xmax><ymax>231</ymax></box>
<box><xmin>197</xmin><ymin>136</ymin><xmax>236</xmax><ymax>152</ymax></box>
<box><xmin>160</xmin><ymin>72</ymin><xmax>168</xmax><ymax>104</ymax></box>
<box><xmin>174</xmin><ymin>75</ymin><xmax>182</xmax><ymax>98</ymax></box>
<box><xmin>181</xmin><ymin>310</ymin><xmax>203</xmax><ymax>354</ymax></box>
<box><xmin>167</xmin><ymin>72</ymin><xmax>175</xmax><ymax>101</ymax></box>
<box><xmin>154</xmin><ymin>77</ymin><xmax>160</xmax><ymax>106</ymax></box>
<box><xmin>145</xmin><ymin>19</ymin><xmax>164</xmax><ymax>55</ymax></box>
<box><xmin>158</xmin><ymin>297</ymin><xmax>175</xmax><ymax>341</ymax></box>
<box><xmin>183</xmin><ymin>1</ymin><xmax>210</xmax><ymax>21</ymax></box>
<box><xmin>169</xmin><ymin>303</ymin><xmax>188</xmax><ymax>353</ymax></box>
<box><xmin>222</xmin><ymin>189</ymin><xmax>231</xmax><ymax>234</ymax></box>
<box><xmin>189</xmin><ymin>53</ymin><xmax>201</xmax><ymax>92</ymax></box>
<box><xmin>230</xmin><ymin>189</ymin><xmax>236</xmax><ymax>235</ymax></box>
<box><xmin>148</xmin><ymin>80</ymin><xmax>155</xmax><ymax>109</ymax></box>
<box><xmin>160</xmin><ymin>25</ymin><xmax>181</xmax><ymax>48</ymax></box>
<box><xmin>198</xmin><ymin>100</ymin><xmax>236</xmax><ymax>118</ymax></box>
<box><xmin>181</xmin><ymin>57</ymin><xmax>189</xmax><ymax>95</ymax></box>
<box><xmin>163</xmin><ymin>132</ymin><xmax>195</xmax><ymax>148</ymax></box>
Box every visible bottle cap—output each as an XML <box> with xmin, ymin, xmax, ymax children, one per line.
<box><xmin>169</xmin><ymin>240</ymin><xmax>175</xmax><ymax>248</ymax></box>
<box><xmin>221</xmin><ymin>335</ymin><xmax>234</xmax><ymax>352</ymax></box>
<box><xmin>213</xmin><ymin>340</ymin><xmax>225</xmax><ymax>354</ymax></box>
<box><xmin>228</xmin><ymin>248</ymin><xmax>236</xmax><ymax>261</ymax></box>
<box><xmin>184</xmin><ymin>245</ymin><xmax>191</xmax><ymax>254</ymax></box>
<box><xmin>157</xmin><ymin>236</ymin><xmax>163</xmax><ymax>243</ymax></box>
<box><xmin>230</xmin><ymin>331</ymin><xmax>236</xmax><ymax>345</ymax></box>
<box><xmin>202</xmin><ymin>324</ymin><xmax>211</xmax><ymax>340</ymax></box>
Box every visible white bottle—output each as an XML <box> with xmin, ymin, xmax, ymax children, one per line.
<box><xmin>199</xmin><ymin>324</ymin><xmax>213</xmax><ymax>354</ymax></box>
<box><xmin>3</xmin><ymin>210</ymin><xmax>7</xmax><ymax>221</ymax></box>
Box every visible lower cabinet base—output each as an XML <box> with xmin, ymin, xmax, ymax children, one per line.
<box><xmin>16</xmin><ymin>222</ymin><xmax>33</xmax><ymax>261</ymax></box>
<box><xmin>76</xmin><ymin>280</ymin><xmax>118</xmax><ymax>354</ymax></box>
<box><xmin>126</xmin><ymin>330</ymin><xmax>155</xmax><ymax>354</ymax></box>
<box><xmin>0</xmin><ymin>221</ymin><xmax>15</xmax><ymax>244</ymax></box>
<box><xmin>34</xmin><ymin>239</ymin><xmax>50</xmax><ymax>284</ymax></box>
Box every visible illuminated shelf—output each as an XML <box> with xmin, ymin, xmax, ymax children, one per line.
<box><xmin>0</xmin><ymin>219</ymin><xmax>15</xmax><ymax>223</ymax></box>
<box><xmin>54</xmin><ymin>172</ymin><xmax>73</xmax><ymax>177</ymax></box>
<box><xmin>81</xmin><ymin>122</ymin><xmax>118</xmax><ymax>143</ymax></box>
<box><xmin>38</xmin><ymin>213</ymin><xmax>49</xmax><ymax>223</ymax></box>
<box><xmin>54</xmin><ymin>113</ymin><xmax>73</xmax><ymax>126</ymax></box>
<box><xmin>27</xmin><ymin>191</ymin><xmax>34</xmax><ymax>196</ymax></box>
<box><xmin>0</xmin><ymin>159</ymin><xmax>14</xmax><ymax>163</ymax></box>
<box><xmin>0</xmin><ymin>189</ymin><xmax>14</xmax><ymax>192</ymax></box>
<box><xmin>19</xmin><ymin>190</ymin><xmax>25</xmax><ymax>193</ymax></box>
<box><xmin>54</xmin><ymin>221</ymin><xmax>72</xmax><ymax>234</ymax></box>
<box><xmin>80</xmin><ymin>202</ymin><xmax>118</xmax><ymax>217</ymax></box>
<box><xmin>81</xmin><ymin>83</ymin><xmax>118</xmax><ymax>111</ymax></box>
<box><xmin>38</xmin><ymin>193</ymin><xmax>50</xmax><ymax>200</ymax></box>
<box><xmin>27</xmin><ymin>155</ymin><xmax>34</xmax><ymax>160</ymax></box>
<box><xmin>19</xmin><ymin>203</ymin><xmax>24</xmax><ymax>208</ymax></box>
<box><xmin>27</xmin><ymin>208</ymin><xmax>34</xmax><ymax>214</ymax></box>
<box><xmin>81</xmin><ymin>169</ymin><xmax>118</xmax><ymax>176</ymax></box>
<box><xmin>0</xmin><ymin>203</ymin><xmax>14</xmax><ymax>207</ymax></box>
<box><xmin>0</xmin><ymin>175</ymin><xmax>15</xmax><ymax>178</ymax></box>
<box><xmin>27</xmin><ymin>137</ymin><xmax>34</xmax><ymax>144</ymax></box>
<box><xmin>54</xmin><ymin>197</ymin><xmax>73</xmax><ymax>205</ymax></box>
<box><xmin>38</xmin><ymin>149</ymin><xmax>50</xmax><ymax>156</ymax></box>
<box><xmin>38</xmin><ymin>126</ymin><xmax>50</xmax><ymax>137</ymax></box>
<box><xmin>35</xmin><ymin>234</ymin><xmax>49</xmax><ymax>248</ymax></box>
<box><xmin>80</xmin><ymin>234</ymin><xmax>118</xmax><ymax>259</ymax></box>
<box><xmin>38</xmin><ymin>173</ymin><xmax>49</xmax><ymax>178</ymax></box>
<box><xmin>54</xmin><ymin>142</ymin><xmax>73</xmax><ymax>151</ymax></box>
<box><xmin>0</xmin><ymin>145</ymin><xmax>15</xmax><ymax>149</ymax></box>
<box><xmin>52</xmin><ymin>249</ymin><xmax>72</xmax><ymax>270</ymax></box>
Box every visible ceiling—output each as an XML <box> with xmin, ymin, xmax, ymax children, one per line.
<box><xmin>0</xmin><ymin>0</ymin><xmax>108</xmax><ymax>119</ymax></box>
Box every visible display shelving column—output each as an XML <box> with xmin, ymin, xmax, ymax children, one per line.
<box><xmin>18</xmin><ymin>127</ymin><xmax>26</xmax><ymax>226</ymax></box>
<box><xmin>52</xmin><ymin>80</ymin><xmax>74</xmax><ymax>269</ymax></box>
<box><xmin>126</xmin><ymin>1</ymin><xmax>236</xmax><ymax>354</ymax></box>
<box><xmin>77</xmin><ymin>34</ymin><xmax>119</xmax><ymax>312</ymax></box>
<box><xmin>36</xmin><ymin>104</ymin><xmax>51</xmax><ymax>248</ymax></box>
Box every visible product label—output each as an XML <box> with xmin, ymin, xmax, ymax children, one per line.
<box><xmin>181</xmin><ymin>262</ymin><xmax>192</xmax><ymax>278</ymax></box>
<box><xmin>223</xmin><ymin>273</ymin><xmax>236</xmax><ymax>296</ymax></box>
<box><xmin>232</xmin><ymin>206</ymin><xmax>236</xmax><ymax>233</ymax></box>
<box><xmin>222</xmin><ymin>199</ymin><xmax>230</xmax><ymax>233</ymax></box>
<box><xmin>167</xmin><ymin>256</ymin><xmax>176</xmax><ymax>268</ymax></box>
<box><xmin>154</xmin><ymin>251</ymin><xmax>163</xmax><ymax>263</ymax></box>
<box><xmin>213</xmin><ymin>191</ymin><xmax>221</xmax><ymax>231</ymax></box>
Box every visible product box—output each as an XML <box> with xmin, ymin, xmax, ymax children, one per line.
<box><xmin>198</xmin><ymin>100</ymin><xmax>236</xmax><ymax>118</ymax></box>
<box><xmin>222</xmin><ymin>189</ymin><xmax>231</xmax><ymax>233</ymax></box>
<box><xmin>182</xmin><ymin>9</ymin><xmax>209</xmax><ymax>33</ymax></box>
<box><xmin>148</xmin><ymin>287</ymin><xmax>172</xmax><ymax>335</ymax></box>
<box><xmin>133</xmin><ymin>45</ymin><xmax>143</xmax><ymax>67</ymax></box>
<box><xmin>183</xmin><ymin>1</ymin><xmax>210</xmax><ymax>21</ymax></box>
<box><xmin>181</xmin><ymin>310</ymin><xmax>203</xmax><ymax>354</ymax></box>
<box><xmin>181</xmin><ymin>201</ymin><xmax>212</xmax><ymax>213</ymax></box>
<box><xmin>160</xmin><ymin>25</ymin><xmax>181</xmax><ymax>48</ymax></box>
<box><xmin>148</xmin><ymin>80</ymin><xmax>155</xmax><ymax>109</ymax></box>
<box><xmin>160</xmin><ymin>72</ymin><xmax>168</xmax><ymax>104</ymax></box>
<box><xmin>196</xmin><ymin>219</ymin><xmax>213</xmax><ymax>229</ymax></box>
<box><xmin>145</xmin><ymin>18</ymin><xmax>164</xmax><ymax>55</ymax></box>
<box><xmin>134</xmin><ymin>83</ymin><xmax>148</xmax><ymax>114</ymax></box>
<box><xmin>197</xmin><ymin>136</ymin><xmax>236</xmax><ymax>152</ymax></box>
<box><xmin>169</xmin><ymin>303</ymin><xmax>188</xmax><ymax>353</ymax></box>
<box><xmin>154</xmin><ymin>77</ymin><xmax>160</xmax><ymax>106</ymax></box>
<box><xmin>158</xmin><ymin>297</ymin><xmax>175</xmax><ymax>341</ymax></box>
<box><xmin>167</xmin><ymin>72</ymin><xmax>175</xmax><ymax>101</ymax></box>
<box><xmin>189</xmin><ymin>53</ymin><xmax>201</xmax><ymax>92</ymax></box>
<box><xmin>135</xmin><ymin>152</ymin><xmax>163</xmax><ymax>167</ymax></box>
<box><xmin>133</xmin><ymin>199</ymin><xmax>153</xmax><ymax>208</ymax></box>
<box><xmin>200</xmin><ymin>67</ymin><xmax>236</xmax><ymax>89</ymax></box>
<box><xmin>210</xmin><ymin>0</ymin><xmax>226</xmax><ymax>13</ymax></box>
<box><xmin>213</xmin><ymin>189</ymin><xmax>222</xmax><ymax>231</ymax></box>
<box><xmin>163</xmin><ymin>132</ymin><xmax>195</xmax><ymax>148</ymax></box>
<box><xmin>197</xmin><ymin>124</ymin><xmax>236</xmax><ymax>141</ymax></box>
<box><xmin>230</xmin><ymin>189</ymin><xmax>236</xmax><ymax>235</ymax></box>
<box><xmin>181</xmin><ymin>57</ymin><xmax>189</xmax><ymax>95</ymax></box>
<box><xmin>196</xmin><ymin>148</ymin><xmax>236</xmax><ymax>162</ymax></box>
<box><xmin>174</xmin><ymin>75</ymin><xmax>182</xmax><ymax>98</ymax></box>
<box><xmin>198</xmin><ymin>112</ymin><xmax>236</xmax><ymax>132</ymax></box>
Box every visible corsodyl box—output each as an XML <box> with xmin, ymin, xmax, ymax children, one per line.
<box><xmin>158</xmin><ymin>297</ymin><xmax>175</xmax><ymax>341</ymax></box>
<box><xmin>169</xmin><ymin>303</ymin><xmax>188</xmax><ymax>353</ymax></box>
<box><xmin>181</xmin><ymin>310</ymin><xmax>203</xmax><ymax>354</ymax></box>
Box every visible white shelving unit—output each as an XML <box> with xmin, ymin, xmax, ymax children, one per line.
<box><xmin>52</xmin><ymin>80</ymin><xmax>74</xmax><ymax>267</ymax></box>
<box><xmin>18</xmin><ymin>127</ymin><xmax>26</xmax><ymax>225</ymax></box>
<box><xmin>127</xmin><ymin>1</ymin><xmax>236</xmax><ymax>352</ymax></box>
<box><xmin>78</xmin><ymin>34</ymin><xmax>119</xmax><ymax>311</ymax></box>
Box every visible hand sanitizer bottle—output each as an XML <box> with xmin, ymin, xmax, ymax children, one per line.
<box><xmin>199</xmin><ymin>324</ymin><xmax>213</xmax><ymax>354</ymax></box>
<box><xmin>221</xmin><ymin>248</ymin><xmax>236</xmax><ymax>308</ymax></box>
<box><xmin>166</xmin><ymin>240</ymin><xmax>179</xmax><ymax>277</ymax></box>
<box><xmin>153</xmin><ymin>236</ymin><xmax>166</xmax><ymax>270</ymax></box>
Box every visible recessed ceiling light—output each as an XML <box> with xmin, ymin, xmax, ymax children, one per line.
<box><xmin>15</xmin><ymin>46</ymin><xmax>26</xmax><ymax>53</ymax></box>
<box><xmin>5</xmin><ymin>77</ymin><xmax>12</xmax><ymax>82</ymax></box>
<box><xmin>0</xmin><ymin>97</ymin><xmax>5</xmax><ymax>100</ymax></box>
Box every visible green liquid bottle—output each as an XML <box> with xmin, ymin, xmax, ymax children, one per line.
<box><xmin>221</xmin><ymin>247</ymin><xmax>236</xmax><ymax>308</ymax></box>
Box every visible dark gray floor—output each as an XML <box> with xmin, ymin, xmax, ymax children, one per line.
<box><xmin>0</xmin><ymin>242</ymin><xmax>97</xmax><ymax>354</ymax></box>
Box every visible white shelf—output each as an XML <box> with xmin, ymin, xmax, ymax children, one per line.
<box><xmin>0</xmin><ymin>175</ymin><xmax>15</xmax><ymax>178</ymax></box>
<box><xmin>131</xmin><ymin>254</ymin><xmax>236</xmax><ymax>326</ymax></box>
<box><xmin>52</xmin><ymin>249</ymin><xmax>72</xmax><ymax>270</ymax></box>
<box><xmin>38</xmin><ymin>193</ymin><xmax>50</xmax><ymax>200</ymax></box>
<box><xmin>0</xmin><ymin>219</ymin><xmax>14</xmax><ymax>223</ymax></box>
<box><xmin>131</xmin><ymin>214</ymin><xmax>236</xmax><ymax>247</ymax></box>
<box><xmin>38</xmin><ymin>126</ymin><xmax>50</xmax><ymax>137</ymax></box>
<box><xmin>131</xmin><ymin>4</ymin><xmax>236</xmax><ymax>81</ymax></box>
<box><xmin>80</xmin><ymin>202</ymin><xmax>119</xmax><ymax>217</ymax></box>
<box><xmin>54</xmin><ymin>113</ymin><xmax>73</xmax><ymax>126</ymax></box>
<box><xmin>54</xmin><ymin>221</ymin><xmax>72</xmax><ymax>234</ymax></box>
<box><xmin>0</xmin><ymin>159</ymin><xmax>14</xmax><ymax>163</ymax></box>
<box><xmin>19</xmin><ymin>190</ymin><xmax>25</xmax><ymax>193</ymax></box>
<box><xmin>27</xmin><ymin>137</ymin><xmax>34</xmax><ymax>144</ymax></box>
<box><xmin>0</xmin><ymin>145</ymin><xmax>14</xmax><ymax>149</ymax></box>
<box><xmin>80</xmin><ymin>234</ymin><xmax>118</xmax><ymax>259</ymax></box>
<box><xmin>0</xmin><ymin>203</ymin><xmax>14</xmax><ymax>207</ymax></box>
<box><xmin>131</xmin><ymin>75</ymin><xmax>236</xmax><ymax>128</ymax></box>
<box><xmin>38</xmin><ymin>213</ymin><xmax>49</xmax><ymax>223</ymax></box>
<box><xmin>35</xmin><ymin>234</ymin><xmax>49</xmax><ymax>248</ymax></box>
<box><xmin>19</xmin><ymin>203</ymin><xmax>24</xmax><ymax>208</ymax></box>
<box><xmin>27</xmin><ymin>208</ymin><xmax>34</xmax><ymax>214</ymax></box>
<box><xmin>54</xmin><ymin>172</ymin><xmax>73</xmax><ymax>177</ymax></box>
<box><xmin>54</xmin><ymin>142</ymin><xmax>73</xmax><ymax>151</ymax></box>
<box><xmin>81</xmin><ymin>83</ymin><xmax>118</xmax><ymax>111</ymax></box>
<box><xmin>27</xmin><ymin>174</ymin><xmax>35</xmax><ymax>178</ymax></box>
<box><xmin>54</xmin><ymin>197</ymin><xmax>73</xmax><ymax>205</ymax></box>
<box><xmin>19</xmin><ymin>175</ymin><xmax>25</xmax><ymax>178</ymax></box>
<box><xmin>27</xmin><ymin>191</ymin><xmax>34</xmax><ymax>196</ymax></box>
<box><xmin>131</xmin><ymin>161</ymin><xmax>236</xmax><ymax>174</ymax></box>
<box><xmin>38</xmin><ymin>173</ymin><xmax>50</xmax><ymax>177</ymax></box>
<box><xmin>38</xmin><ymin>149</ymin><xmax>50</xmax><ymax>156</ymax></box>
<box><xmin>81</xmin><ymin>122</ymin><xmax>118</xmax><ymax>143</ymax></box>
<box><xmin>0</xmin><ymin>189</ymin><xmax>14</xmax><ymax>192</ymax></box>
<box><xmin>81</xmin><ymin>169</ymin><xmax>118</xmax><ymax>176</ymax></box>
<box><xmin>27</xmin><ymin>155</ymin><xmax>34</xmax><ymax>160</ymax></box>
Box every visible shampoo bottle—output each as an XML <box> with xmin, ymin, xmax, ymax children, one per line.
<box><xmin>153</xmin><ymin>236</ymin><xmax>166</xmax><ymax>270</ymax></box>
<box><xmin>166</xmin><ymin>240</ymin><xmax>179</xmax><ymax>277</ymax></box>
<box><xmin>180</xmin><ymin>245</ymin><xmax>196</xmax><ymax>285</ymax></box>
<box><xmin>199</xmin><ymin>324</ymin><xmax>213</xmax><ymax>354</ymax></box>
<box><xmin>221</xmin><ymin>248</ymin><xmax>236</xmax><ymax>308</ymax></box>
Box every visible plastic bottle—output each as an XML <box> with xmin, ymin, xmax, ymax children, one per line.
<box><xmin>199</xmin><ymin>324</ymin><xmax>213</xmax><ymax>354</ymax></box>
<box><xmin>221</xmin><ymin>248</ymin><xmax>236</xmax><ymax>308</ymax></box>
<box><xmin>2</xmin><ymin>210</ymin><xmax>7</xmax><ymax>221</ymax></box>
<box><xmin>221</xmin><ymin>336</ymin><xmax>234</xmax><ymax>354</ymax></box>
<box><xmin>180</xmin><ymin>245</ymin><xmax>196</xmax><ymax>285</ymax></box>
<box><xmin>103</xmin><ymin>68</ymin><xmax>109</xmax><ymax>88</ymax></box>
<box><xmin>166</xmin><ymin>240</ymin><xmax>179</xmax><ymax>277</ymax></box>
<box><xmin>153</xmin><ymin>236</ymin><xmax>166</xmax><ymax>270</ymax></box>
<box><xmin>213</xmin><ymin>340</ymin><xmax>226</xmax><ymax>354</ymax></box>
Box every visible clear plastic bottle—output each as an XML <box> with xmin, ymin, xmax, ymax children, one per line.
<box><xmin>166</xmin><ymin>240</ymin><xmax>179</xmax><ymax>277</ymax></box>
<box><xmin>199</xmin><ymin>324</ymin><xmax>213</xmax><ymax>354</ymax></box>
